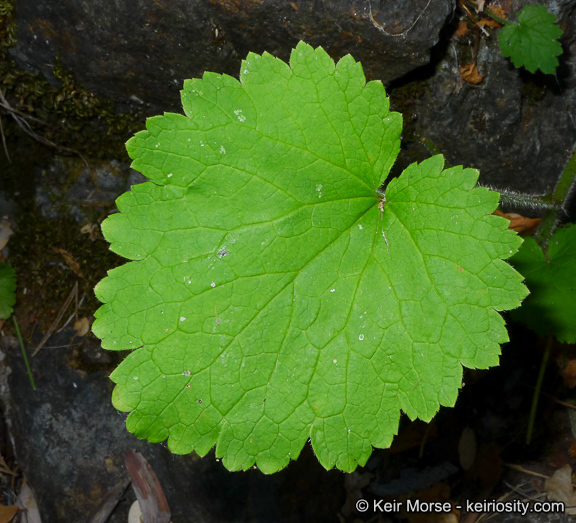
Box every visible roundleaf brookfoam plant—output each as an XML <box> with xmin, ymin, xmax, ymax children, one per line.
<box><xmin>498</xmin><ymin>4</ymin><xmax>563</xmax><ymax>75</ymax></box>
<box><xmin>93</xmin><ymin>42</ymin><xmax>528</xmax><ymax>473</ymax></box>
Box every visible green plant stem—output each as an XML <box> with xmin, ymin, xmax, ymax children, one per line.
<box><xmin>497</xmin><ymin>189</ymin><xmax>560</xmax><ymax>211</ymax></box>
<box><xmin>12</xmin><ymin>315</ymin><xmax>35</xmax><ymax>390</ymax></box>
<box><xmin>465</xmin><ymin>1</ymin><xmax>511</xmax><ymax>26</ymax></box>
<box><xmin>526</xmin><ymin>335</ymin><xmax>552</xmax><ymax>445</ymax></box>
<box><xmin>535</xmin><ymin>145</ymin><xmax>576</xmax><ymax>250</ymax></box>
<box><xmin>482</xmin><ymin>6</ymin><xmax>512</xmax><ymax>26</ymax></box>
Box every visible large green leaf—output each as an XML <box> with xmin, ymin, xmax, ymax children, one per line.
<box><xmin>511</xmin><ymin>224</ymin><xmax>576</xmax><ymax>343</ymax></box>
<box><xmin>94</xmin><ymin>42</ymin><xmax>527</xmax><ymax>473</ymax></box>
<box><xmin>0</xmin><ymin>262</ymin><xmax>16</xmax><ymax>320</ymax></box>
<box><xmin>498</xmin><ymin>5</ymin><xmax>563</xmax><ymax>74</ymax></box>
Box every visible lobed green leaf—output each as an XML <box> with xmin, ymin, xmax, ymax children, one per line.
<box><xmin>94</xmin><ymin>42</ymin><xmax>528</xmax><ymax>473</ymax></box>
<box><xmin>498</xmin><ymin>5</ymin><xmax>563</xmax><ymax>74</ymax></box>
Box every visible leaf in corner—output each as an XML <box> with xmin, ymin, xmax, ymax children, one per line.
<box><xmin>510</xmin><ymin>224</ymin><xmax>576</xmax><ymax>343</ymax></box>
<box><xmin>93</xmin><ymin>42</ymin><xmax>527</xmax><ymax>474</ymax></box>
<box><xmin>0</xmin><ymin>262</ymin><xmax>16</xmax><ymax>320</ymax></box>
<box><xmin>498</xmin><ymin>5</ymin><xmax>563</xmax><ymax>74</ymax></box>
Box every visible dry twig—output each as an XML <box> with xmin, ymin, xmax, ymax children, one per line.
<box><xmin>32</xmin><ymin>282</ymin><xmax>78</xmax><ymax>357</ymax></box>
<box><xmin>0</xmin><ymin>86</ymin><xmax>88</xmax><ymax>166</ymax></box>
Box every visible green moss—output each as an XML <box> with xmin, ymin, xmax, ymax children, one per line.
<box><xmin>0</xmin><ymin>0</ymin><xmax>142</xmax><ymax>161</ymax></box>
<box><xmin>8</xmin><ymin>188</ymin><xmax>123</xmax><ymax>336</ymax></box>
<box><xmin>0</xmin><ymin>0</ymin><xmax>17</xmax><ymax>49</ymax></box>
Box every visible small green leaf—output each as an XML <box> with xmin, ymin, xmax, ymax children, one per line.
<box><xmin>94</xmin><ymin>42</ymin><xmax>528</xmax><ymax>473</ymax></box>
<box><xmin>498</xmin><ymin>5</ymin><xmax>563</xmax><ymax>74</ymax></box>
<box><xmin>510</xmin><ymin>224</ymin><xmax>576</xmax><ymax>343</ymax></box>
<box><xmin>0</xmin><ymin>262</ymin><xmax>16</xmax><ymax>320</ymax></box>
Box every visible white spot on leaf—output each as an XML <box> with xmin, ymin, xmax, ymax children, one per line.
<box><xmin>233</xmin><ymin>109</ymin><xmax>246</xmax><ymax>122</ymax></box>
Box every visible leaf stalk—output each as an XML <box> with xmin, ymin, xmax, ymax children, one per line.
<box><xmin>534</xmin><ymin>144</ymin><xmax>576</xmax><ymax>251</ymax></box>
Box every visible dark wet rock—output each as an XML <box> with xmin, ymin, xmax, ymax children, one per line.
<box><xmin>0</xmin><ymin>332</ymin><xmax>344</xmax><ymax>522</ymax></box>
<box><xmin>411</xmin><ymin>0</ymin><xmax>576</xmax><ymax>201</ymax></box>
<box><xmin>11</xmin><ymin>0</ymin><xmax>455</xmax><ymax>114</ymax></box>
<box><xmin>34</xmin><ymin>160</ymin><xmax>145</xmax><ymax>222</ymax></box>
